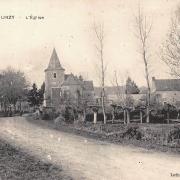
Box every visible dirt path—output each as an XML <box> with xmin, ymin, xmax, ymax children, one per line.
<box><xmin>0</xmin><ymin>117</ymin><xmax>180</xmax><ymax>180</ymax></box>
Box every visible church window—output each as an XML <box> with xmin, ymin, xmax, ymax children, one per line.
<box><xmin>53</xmin><ymin>73</ymin><xmax>56</xmax><ymax>78</ymax></box>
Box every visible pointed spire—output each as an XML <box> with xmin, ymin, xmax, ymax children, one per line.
<box><xmin>46</xmin><ymin>48</ymin><xmax>64</xmax><ymax>70</ymax></box>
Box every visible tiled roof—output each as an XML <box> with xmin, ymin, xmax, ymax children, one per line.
<box><xmin>46</xmin><ymin>48</ymin><xmax>64</xmax><ymax>70</ymax></box>
<box><xmin>62</xmin><ymin>74</ymin><xmax>81</xmax><ymax>86</ymax></box>
<box><xmin>153</xmin><ymin>78</ymin><xmax>180</xmax><ymax>91</ymax></box>
<box><xmin>83</xmin><ymin>81</ymin><xmax>94</xmax><ymax>91</ymax></box>
<box><xmin>94</xmin><ymin>86</ymin><xmax>125</xmax><ymax>96</ymax></box>
<box><xmin>62</xmin><ymin>74</ymin><xmax>94</xmax><ymax>91</ymax></box>
<box><xmin>64</xmin><ymin>74</ymin><xmax>71</xmax><ymax>80</ymax></box>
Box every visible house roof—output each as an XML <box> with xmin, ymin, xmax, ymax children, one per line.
<box><xmin>83</xmin><ymin>81</ymin><xmax>94</xmax><ymax>91</ymax></box>
<box><xmin>94</xmin><ymin>86</ymin><xmax>125</xmax><ymax>96</ymax></box>
<box><xmin>62</xmin><ymin>74</ymin><xmax>81</xmax><ymax>86</ymax></box>
<box><xmin>45</xmin><ymin>48</ymin><xmax>64</xmax><ymax>71</ymax></box>
<box><xmin>62</xmin><ymin>74</ymin><xmax>94</xmax><ymax>91</ymax></box>
<box><xmin>94</xmin><ymin>86</ymin><xmax>145</xmax><ymax>96</ymax></box>
<box><xmin>153</xmin><ymin>78</ymin><xmax>180</xmax><ymax>91</ymax></box>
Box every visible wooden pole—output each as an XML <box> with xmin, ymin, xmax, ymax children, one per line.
<box><xmin>94</xmin><ymin>111</ymin><xmax>97</xmax><ymax>124</ymax></box>
<box><xmin>140</xmin><ymin>110</ymin><xmax>143</xmax><ymax>124</ymax></box>
<box><xmin>123</xmin><ymin>109</ymin><xmax>126</xmax><ymax>124</ymax></box>
<box><xmin>127</xmin><ymin>109</ymin><xmax>130</xmax><ymax>124</ymax></box>
<box><xmin>167</xmin><ymin>112</ymin><xmax>169</xmax><ymax>124</ymax></box>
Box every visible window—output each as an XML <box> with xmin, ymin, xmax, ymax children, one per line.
<box><xmin>53</xmin><ymin>73</ymin><xmax>56</xmax><ymax>78</ymax></box>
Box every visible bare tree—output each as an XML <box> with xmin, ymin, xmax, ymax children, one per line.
<box><xmin>111</xmin><ymin>71</ymin><xmax>126</xmax><ymax>106</ymax></box>
<box><xmin>93</xmin><ymin>22</ymin><xmax>106</xmax><ymax>124</ymax></box>
<box><xmin>161</xmin><ymin>7</ymin><xmax>180</xmax><ymax>78</ymax></box>
<box><xmin>135</xmin><ymin>7</ymin><xmax>152</xmax><ymax>123</ymax></box>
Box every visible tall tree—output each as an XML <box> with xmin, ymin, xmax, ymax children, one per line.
<box><xmin>0</xmin><ymin>67</ymin><xmax>28</xmax><ymax>110</ymax></box>
<box><xmin>111</xmin><ymin>71</ymin><xmax>126</xmax><ymax>106</ymax></box>
<box><xmin>27</xmin><ymin>83</ymin><xmax>40</xmax><ymax>109</ymax></box>
<box><xmin>161</xmin><ymin>6</ymin><xmax>180</xmax><ymax>77</ymax></box>
<box><xmin>38</xmin><ymin>82</ymin><xmax>45</xmax><ymax>105</ymax></box>
<box><xmin>93</xmin><ymin>22</ymin><xmax>106</xmax><ymax>124</ymax></box>
<box><xmin>134</xmin><ymin>7</ymin><xmax>152</xmax><ymax>123</ymax></box>
<box><xmin>126</xmin><ymin>77</ymin><xmax>140</xmax><ymax>94</ymax></box>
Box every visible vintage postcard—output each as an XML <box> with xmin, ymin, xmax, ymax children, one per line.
<box><xmin>0</xmin><ymin>0</ymin><xmax>180</xmax><ymax>179</ymax></box>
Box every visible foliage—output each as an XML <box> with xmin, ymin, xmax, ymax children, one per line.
<box><xmin>125</xmin><ymin>77</ymin><xmax>140</xmax><ymax>94</ymax></box>
<box><xmin>125</xmin><ymin>95</ymin><xmax>135</xmax><ymax>107</ymax></box>
<box><xmin>27</xmin><ymin>83</ymin><xmax>40</xmax><ymax>108</ymax></box>
<box><xmin>39</xmin><ymin>82</ymin><xmax>45</xmax><ymax>105</ymax></box>
<box><xmin>27</xmin><ymin>82</ymin><xmax>45</xmax><ymax>108</ymax></box>
<box><xmin>0</xmin><ymin>67</ymin><xmax>28</xmax><ymax>107</ymax></box>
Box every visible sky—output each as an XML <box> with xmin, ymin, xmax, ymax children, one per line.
<box><xmin>0</xmin><ymin>0</ymin><xmax>179</xmax><ymax>88</ymax></box>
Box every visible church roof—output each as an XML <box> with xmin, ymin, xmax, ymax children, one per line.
<box><xmin>45</xmin><ymin>48</ymin><xmax>64</xmax><ymax>71</ymax></box>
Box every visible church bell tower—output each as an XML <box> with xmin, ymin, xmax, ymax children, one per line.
<box><xmin>44</xmin><ymin>48</ymin><xmax>65</xmax><ymax>107</ymax></box>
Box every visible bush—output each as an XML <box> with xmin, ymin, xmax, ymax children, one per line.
<box><xmin>54</xmin><ymin>114</ymin><xmax>66</xmax><ymax>125</ymax></box>
<box><xmin>168</xmin><ymin>128</ymin><xmax>180</xmax><ymax>143</ymax></box>
<box><xmin>41</xmin><ymin>107</ymin><xmax>59</xmax><ymax>120</ymax></box>
<box><xmin>122</xmin><ymin>126</ymin><xmax>142</xmax><ymax>140</ymax></box>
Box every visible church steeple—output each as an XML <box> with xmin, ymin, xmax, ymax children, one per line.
<box><xmin>46</xmin><ymin>48</ymin><xmax>64</xmax><ymax>70</ymax></box>
<box><xmin>44</xmin><ymin>48</ymin><xmax>65</xmax><ymax>107</ymax></box>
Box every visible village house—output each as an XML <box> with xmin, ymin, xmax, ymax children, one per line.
<box><xmin>94</xmin><ymin>86</ymin><xmax>146</xmax><ymax>106</ymax></box>
<box><xmin>151</xmin><ymin>77</ymin><xmax>180</xmax><ymax>106</ymax></box>
<box><xmin>44</xmin><ymin>48</ymin><xmax>94</xmax><ymax>107</ymax></box>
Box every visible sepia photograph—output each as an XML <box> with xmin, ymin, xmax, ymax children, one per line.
<box><xmin>0</xmin><ymin>0</ymin><xmax>180</xmax><ymax>179</ymax></box>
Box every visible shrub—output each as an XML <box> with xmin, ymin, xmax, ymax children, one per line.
<box><xmin>122</xmin><ymin>126</ymin><xmax>142</xmax><ymax>140</ymax></box>
<box><xmin>167</xmin><ymin>128</ymin><xmax>180</xmax><ymax>143</ymax></box>
<box><xmin>41</xmin><ymin>107</ymin><xmax>59</xmax><ymax>120</ymax></box>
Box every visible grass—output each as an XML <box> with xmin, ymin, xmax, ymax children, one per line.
<box><xmin>0</xmin><ymin>139</ymin><xmax>72</xmax><ymax>180</ymax></box>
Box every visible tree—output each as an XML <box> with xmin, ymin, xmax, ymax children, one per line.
<box><xmin>161</xmin><ymin>7</ymin><xmax>180</xmax><ymax>78</ymax></box>
<box><xmin>0</xmin><ymin>67</ymin><xmax>28</xmax><ymax>111</ymax></box>
<box><xmin>38</xmin><ymin>82</ymin><xmax>45</xmax><ymax>105</ymax></box>
<box><xmin>134</xmin><ymin>7</ymin><xmax>152</xmax><ymax>123</ymax></box>
<box><xmin>27</xmin><ymin>83</ymin><xmax>40</xmax><ymax>109</ymax></box>
<box><xmin>126</xmin><ymin>77</ymin><xmax>140</xmax><ymax>94</ymax></box>
<box><xmin>111</xmin><ymin>71</ymin><xmax>126</xmax><ymax>106</ymax></box>
<box><xmin>93</xmin><ymin>22</ymin><xmax>107</xmax><ymax>124</ymax></box>
<box><xmin>125</xmin><ymin>95</ymin><xmax>134</xmax><ymax>107</ymax></box>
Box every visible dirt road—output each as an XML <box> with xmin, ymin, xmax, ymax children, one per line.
<box><xmin>0</xmin><ymin>117</ymin><xmax>180</xmax><ymax>180</ymax></box>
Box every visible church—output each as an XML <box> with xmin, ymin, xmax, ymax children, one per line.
<box><xmin>44</xmin><ymin>48</ymin><xmax>94</xmax><ymax>107</ymax></box>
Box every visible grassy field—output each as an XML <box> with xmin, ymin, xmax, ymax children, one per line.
<box><xmin>0</xmin><ymin>139</ymin><xmax>72</xmax><ymax>180</ymax></box>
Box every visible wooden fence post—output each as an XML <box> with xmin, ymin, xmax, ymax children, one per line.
<box><xmin>123</xmin><ymin>109</ymin><xmax>126</xmax><ymax>124</ymax></box>
<box><xmin>94</xmin><ymin>111</ymin><xmax>97</xmax><ymax>124</ymax></box>
<box><xmin>140</xmin><ymin>110</ymin><xmax>143</xmax><ymax>124</ymax></box>
<box><xmin>167</xmin><ymin>112</ymin><xmax>169</xmax><ymax>124</ymax></box>
<box><xmin>127</xmin><ymin>109</ymin><xmax>130</xmax><ymax>124</ymax></box>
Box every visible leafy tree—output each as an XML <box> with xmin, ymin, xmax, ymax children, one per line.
<box><xmin>27</xmin><ymin>83</ymin><xmax>41</xmax><ymax>109</ymax></box>
<box><xmin>38</xmin><ymin>82</ymin><xmax>45</xmax><ymax>105</ymax></box>
<box><xmin>0</xmin><ymin>67</ymin><xmax>28</xmax><ymax>110</ymax></box>
<box><xmin>125</xmin><ymin>77</ymin><xmax>140</xmax><ymax>94</ymax></box>
<box><xmin>125</xmin><ymin>95</ymin><xmax>134</xmax><ymax>107</ymax></box>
